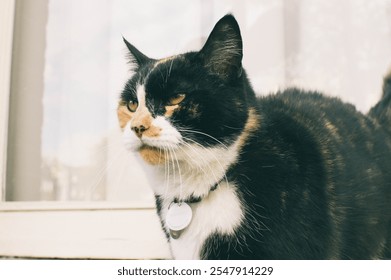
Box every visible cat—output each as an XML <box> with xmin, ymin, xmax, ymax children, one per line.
<box><xmin>118</xmin><ymin>14</ymin><xmax>391</xmax><ymax>259</ymax></box>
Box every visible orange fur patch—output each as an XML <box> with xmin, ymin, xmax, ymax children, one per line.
<box><xmin>132</xmin><ymin>107</ymin><xmax>152</xmax><ymax>129</ymax></box>
<box><xmin>164</xmin><ymin>105</ymin><xmax>179</xmax><ymax>117</ymax></box>
<box><xmin>117</xmin><ymin>105</ymin><xmax>133</xmax><ymax>129</ymax></box>
<box><xmin>139</xmin><ymin>145</ymin><xmax>165</xmax><ymax>165</ymax></box>
<box><xmin>132</xmin><ymin>106</ymin><xmax>162</xmax><ymax>138</ymax></box>
<box><xmin>143</xmin><ymin>125</ymin><xmax>162</xmax><ymax>138</ymax></box>
<box><xmin>236</xmin><ymin>108</ymin><xmax>260</xmax><ymax>149</ymax></box>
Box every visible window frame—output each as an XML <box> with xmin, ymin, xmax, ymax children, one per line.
<box><xmin>0</xmin><ymin>0</ymin><xmax>170</xmax><ymax>259</ymax></box>
<box><xmin>0</xmin><ymin>0</ymin><xmax>14</xmax><ymax>202</ymax></box>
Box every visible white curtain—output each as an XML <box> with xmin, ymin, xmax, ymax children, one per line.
<box><xmin>7</xmin><ymin>0</ymin><xmax>391</xmax><ymax>201</ymax></box>
<box><xmin>282</xmin><ymin>0</ymin><xmax>391</xmax><ymax>113</ymax></box>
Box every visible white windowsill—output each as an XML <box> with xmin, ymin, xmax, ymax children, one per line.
<box><xmin>0</xmin><ymin>201</ymin><xmax>155</xmax><ymax>212</ymax></box>
<box><xmin>0</xmin><ymin>201</ymin><xmax>171</xmax><ymax>259</ymax></box>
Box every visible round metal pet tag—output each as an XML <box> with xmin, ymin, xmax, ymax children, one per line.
<box><xmin>166</xmin><ymin>202</ymin><xmax>193</xmax><ymax>232</ymax></box>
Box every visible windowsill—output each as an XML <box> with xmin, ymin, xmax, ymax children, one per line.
<box><xmin>0</xmin><ymin>201</ymin><xmax>170</xmax><ymax>259</ymax></box>
<box><xmin>0</xmin><ymin>201</ymin><xmax>155</xmax><ymax>212</ymax></box>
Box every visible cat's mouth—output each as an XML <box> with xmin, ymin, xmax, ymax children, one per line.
<box><xmin>138</xmin><ymin>144</ymin><xmax>166</xmax><ymax>165</ymax></box>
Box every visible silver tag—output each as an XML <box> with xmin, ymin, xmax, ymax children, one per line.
<box><xmin>166</xmin><ymin>202</ymin><xmax>193</xmax><ymax>238</ymax></box>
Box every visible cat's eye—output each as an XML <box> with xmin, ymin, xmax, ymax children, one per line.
<box><xmin>127</xmin><ymin>100</ymin><xmax>138</xmax><ymax>112</ymax></box>
<box><xmin>168</xmin><ymin>93</ymin><xmax>186</xmax><ymax>106</ymax></box>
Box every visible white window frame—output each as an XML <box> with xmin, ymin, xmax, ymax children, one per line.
<box><xmin>0</xmin><ymin>0</ymin><xmax>14</xmax><ymax>202</ymax></box>
<box><xmin>0</xmin><ymin>0</ymin><xmax>170</xmax><ymax>259</ymax></box>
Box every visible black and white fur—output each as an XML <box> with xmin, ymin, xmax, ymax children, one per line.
<box><xmin>119</xmin><ymin>15</ymin><xmax>391</xmax><ymax>259</ymax></box>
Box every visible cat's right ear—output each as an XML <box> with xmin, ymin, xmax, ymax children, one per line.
<box><xmin>123</xmin><ymin>37</ymin><xmax>151</xmax><ymax>70</ymax></box>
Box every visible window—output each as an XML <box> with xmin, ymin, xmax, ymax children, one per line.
<box><xmin>1</xmin><ymin>0</ymin><xmax>391</xmax><ymax>259</ymax></box>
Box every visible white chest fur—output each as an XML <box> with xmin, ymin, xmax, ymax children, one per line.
<box><xmin>128</xmin><ymin>137</ymin><xmax>246</xmax><ymax>259</ymax></box>
<box><xmin>160</xmin><ymin>182</ymin><xmax>244</xmax><ymax>259</ymax></box>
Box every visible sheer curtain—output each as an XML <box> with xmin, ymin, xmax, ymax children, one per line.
<box><xmin>282</xmin><ymin>0</ymin><xmax>391</xmax><ymax>112</ymax></box>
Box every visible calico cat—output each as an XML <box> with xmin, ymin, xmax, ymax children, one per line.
<box><xmin>118</xmin><ymin>14</ymin><xmax>391</xmax><ymax>259</ymax></box>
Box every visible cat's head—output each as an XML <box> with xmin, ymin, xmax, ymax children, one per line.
<box><xmin>118</xmin><ymin>14</ymin><xmax>256</xmax><ymax>165</ymax></box>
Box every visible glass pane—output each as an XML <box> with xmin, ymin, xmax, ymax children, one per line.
<box><xmin>6</xmin><ymin>0</ymin><xmax>206</xmax><ymax>201</ymax></box>
<box><xmin>9</xmin><ymin>0</ymin><xmax>389</xmax><ymax>202</ymax></box>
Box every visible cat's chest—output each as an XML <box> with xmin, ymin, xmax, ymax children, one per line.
<box><xmin>159</xmin><ymin>182</ymin><xmax>244</xmax><ymax>260</ymax></box>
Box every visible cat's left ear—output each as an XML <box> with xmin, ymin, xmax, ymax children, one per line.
<box><xmin>123</xmin><ymin>37</ymin><xmax>152</xmax><ymax>70</ymax></box>
<box><xmin>199</xmin><ymin>14</ymin><xmax>243</xmax><ymax>80</ymax></box>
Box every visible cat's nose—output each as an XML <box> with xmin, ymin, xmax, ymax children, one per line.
<box><xmin>131</xmin><ymin>124</ymin><xmax>149</xmax><ymax>138</ymax></box>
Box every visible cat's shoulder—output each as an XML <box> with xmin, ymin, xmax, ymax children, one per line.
<box><xmin>258</xmin><ymin>87</ymin><xmax>352</xmax><ymax>108</ymax></box>
<box><xmin>256</xmin><ymin>87</ymin><xmax>360</xmax><ymax>119</ymax></box>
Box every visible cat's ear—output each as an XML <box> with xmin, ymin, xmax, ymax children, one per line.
<box><xmin>123</xmin><ymin>36</ymin><xmax>151</xmax><ymax>70</ymax></box>
<box><xmin>199</xmin><ymin>14</ymin><xmax>243</xmax><ymax>80</ymax></box>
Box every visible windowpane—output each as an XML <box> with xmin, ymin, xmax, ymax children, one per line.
<box><xmin>6</xmin><ymin>0</ymin><xmax>206</xmax><ymax>201</ymax></box>
<box><xmin>8</xmin><ymin>0</ymin><xmax>388</xmax><ymax>203</ymax></box>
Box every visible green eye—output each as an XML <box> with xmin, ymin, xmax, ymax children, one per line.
<box><xmin>127</xmin><ymin>100</ymin><xmax>138</xmax><ymax>112</ymax></box>
<box><xmin>168</xmin><ymin>93</ymin><xmax>186</xmax><ymax>106</ymax></box>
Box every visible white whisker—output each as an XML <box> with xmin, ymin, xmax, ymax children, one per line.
<box><xmin>168</xmin><ymin>144</ymin><xmax>183</xmax><ymax>200</ymax></box>
<box><xmin>111</xmin><ymin>151</ymin><xmax>132</xmax><ymax>199</ymax></box>
<box><xmin>182</xmin><ymin>137</ymin><xmax>229</xmax><ymax>188</ymax></box>
<box><xmin>178</xmin><ymin>128</ymin><xmax>230</xmax><ymax>150</ymax></box>
<box><xmin>178</xmin><ymin>140</ymin><xmax>220</xmax><ymax>187</ymax></box>
<box><xmin>86</xmin><ymin>148</ymin><xmax>124</xmax><ymax>199</ymax></box>
<box><xmin>163</xmin><ymin>146</ymin><xmax>171</xmax><ymax>198</ymax></box>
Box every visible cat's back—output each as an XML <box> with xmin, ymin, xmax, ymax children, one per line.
<box><xmin>238</xmin><ymin>88</ymin><xmax>391</xmax><ymax>259</ymax></box>
<box><xmin>255</xmin><ymin>88</ymin><xmax>391</xmax><ymax>200</ymax></box>
<box><xmin>257</xmin><ymin>88</ymin><xmax>391</xmax><ymax>156</ymax></box>
<box><xmin>259</xmin><ymin>88</ymin><xmax>368</xmax><ymax>131</ymax></box>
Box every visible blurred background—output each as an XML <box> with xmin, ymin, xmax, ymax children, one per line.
<box><xmin>3</xmin><ymin>0</ymin><xmax>391</xmax><ymax>203</ymax></box>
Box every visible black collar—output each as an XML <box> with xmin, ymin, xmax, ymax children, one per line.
<box><xmin>172</xmin><ymin>178</ymin><xmax>223</xmax><ymax>204</ymax></box>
